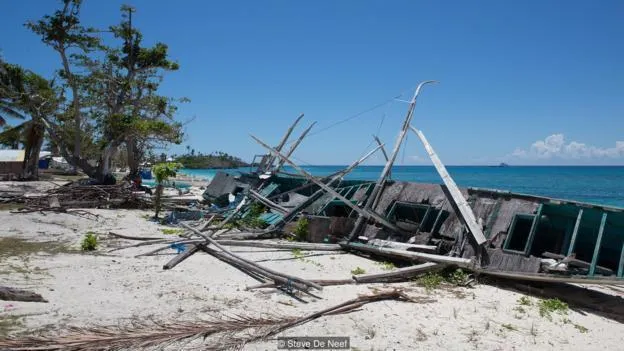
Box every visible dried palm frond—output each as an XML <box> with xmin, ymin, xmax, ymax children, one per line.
<box><xmin>0</xmin><ymin>290</ymin><xmax>418</xmax><ymax>351</ymax></box>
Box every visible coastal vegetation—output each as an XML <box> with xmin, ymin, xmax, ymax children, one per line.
<box><xmin>173</xmin><ymin>150</ymin><xmax>248</xmax><ymax>169</ymax></box>
<box><xmin>0</xmin><ymin>0</ymin><xmax>184</xmax><ymax>181</ymax></box>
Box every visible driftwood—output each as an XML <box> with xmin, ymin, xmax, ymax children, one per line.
<box><xmin>247</xmin><ymin>263</ymin><xmax>442</xmax><ymax>289</ymax></box>
<box><xmin>108</xmin><ymin>232</ymin><xmax>166</xmax><ymax>241</ymax></box>
<box><xmin>163</xmin><ymin>245</ymin><xmax>200</xmax><ymax>270</ymax></box>
<box><xmin>216</xmin><ymin>240</ymin><xmax>342</xmax><ymax>251</ymax></box>
<box><xmin>178</xmin><ymin>222</ymin><xmax>322</xmax><ymax>292</ymax></box>
<box><xmin>0</xmin><ymin>286</ymin><xmax>47</xmax><ymax>302</ymax></box>
<box><xmin>353</xmin><ymin>262</ymin><xmax>442</xmax><ymax>283</ymax></box>
<box><xmin>342</xmin><ymin>241</ymin><xmax>475</xmax><ymax>269</ymax></box>
<box><xmin>366</xmin><ymin>238</ymin><xmax>438</xmax><ymax>253</ymax></box>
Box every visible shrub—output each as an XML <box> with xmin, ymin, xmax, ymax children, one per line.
<box><xmin>538</xmin><ymin>298</ymin><xmax>568</xmax><ymax>319</ymax></box>
<box><xmin>351</xmin><ymin>267</ymin><xmax>366</xmax><ymax>275</ymax></box>
<box><xmin>293</xmin><ymin>217</ymin><xmax>309</xmax><ymax>241</ymax></box>
<box><xmin>418</xmin><ymin>272</ymin><xmax>443</xmax><ymax>291</ymax></box>
<box><xmin>81</xmin><ymin>232</ymin><xmax>98</xmax><ymax>251</ymax></box>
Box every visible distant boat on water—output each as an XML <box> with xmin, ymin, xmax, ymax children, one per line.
<box><xmin>498</xmin><ymin>162</ymin><xmax>510</xmax><ymax>167</ymax></box>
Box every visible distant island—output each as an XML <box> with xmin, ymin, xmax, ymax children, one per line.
<box><xmin>174</xmin><ymin>150</ymin><xmax>249</xmax><ymax>169</ymax></box>
<box><xmin>498</xmin><ymin>162</ymin><xmax>510</xmax><ymax>167</ymax></box>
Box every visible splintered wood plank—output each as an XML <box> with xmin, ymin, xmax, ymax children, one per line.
<box><xmin>411</xmin><ymin>127</ymin><xmax>487</xmax><ymax>245</ymax></box>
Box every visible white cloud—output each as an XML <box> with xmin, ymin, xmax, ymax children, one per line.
<box><xmin>510</xmin><ymin>134</ymin><xmax>624</xmax><ymax>160</ymax></box>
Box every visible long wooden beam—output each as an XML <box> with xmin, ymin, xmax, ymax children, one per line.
<box><xmin>341</xmin><ymin>241</ymin><xmax>475</xmax><ymax>268</ymax></box>
<box><xmin>410</xmin><ymin>127</ymin><xmax>487</xmax><ymax>245</ymax></box>
<box><xmin>251</xmin><ymin>135</ymin><xmax>402</xmax><ymax>233</ymax></box>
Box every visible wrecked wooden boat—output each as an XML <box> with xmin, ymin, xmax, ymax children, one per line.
<box><xmin>196</xmin><ymin>80</ymin><xmax>624</xmax><ymax>285</ymax></box>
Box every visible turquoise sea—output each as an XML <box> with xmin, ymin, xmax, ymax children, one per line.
<box><xmin>180</xmin><ymin>166</ymin><xmax>624</xmax><ymax>208</ymax></box>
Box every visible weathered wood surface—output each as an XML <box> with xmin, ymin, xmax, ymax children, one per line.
<box><xmin>180</xmin><ymin>222</ymin><xmax>322</xmax><ymax>291</ymax></box>
<box><xmin>248</xmin><ymin>189</ymin><xmax>289</xmax><ymax>214</ymax></box>
<box><xmin>411</xmin><ymin>127</ymin><xmax>487</xmax><ymax>246</ymax></box>
<box><xmin>366</xmin><ymin>238</ymin><xmax>437</xmax><ymax>253</ymax></box>
<box><xmin>348</xmin><ymin>81</ymin><xmax>436</xmax><ymax>241</ymax></box>
<box><xmin>162</xmin><ymin>245</ymin><xmax>200</xmax><ymax>270</ymax></box>
<box><xmin>341</xmin><ymin>241</ymin><xmax>475</xmax><ymax>269</ymax></box>
<box><xmin>251</xmin><ymin>134</ymin><xmax>402</xmax><ymax>233</ymax></box>
<box><xmin>270</xmin><ymin>144</ymin><xmax>383</xmax><ymax>229</ymax></box>
<box><xmin>0</xmin><ymin>286</ymin><xmax>47</xmax><ymax>302</ymax></box>
<box><xmin>216</xmin><ymin>240</ymin><xmax>342</xmax><ymax>251</ymax></box>
<box><xmin>353</xmin><ymin>262</ymin><xmax>442</xmax><ymax>283</ymax></box>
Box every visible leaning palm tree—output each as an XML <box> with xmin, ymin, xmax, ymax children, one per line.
<box><xmin>0</xmin><ymin>59</ymin><xmax>27</xmax><ymax>126</ymax></box>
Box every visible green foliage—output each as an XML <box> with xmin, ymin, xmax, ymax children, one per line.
<box><xmin>517</xmin><ymin>296</ymin><xmax>532</xmax><ymax>306</ymax></box>
<box><xmin>248</xmin><ymin>202</ymin><xmax>266</xmax><ymax>218</ymax></box>
<box><xmin>294</xmin><ymin>217</ymin><xmax>309</xmax><ymax>241</ymax></box>
<box><xmin>351</xmin><ymin>267</ymin><xmax>366</xmax><ymax>275</ymax></box>
<box><xmin>24</xmin><ymin>2</ymin><xmax>185</xmax><ymax>180</ymax></box>
<box><xmin>242</xmin><ymin>216</ymin><xmax>268</xmax><ymax>229</ymax></box>
<box><xmin>377</xmin><ymin>261</ymin><xmax>395</xmax><ymax>271</ymax></box>
<box><xmin>501</xmin><ymin>323</ymin><xmax>517</xmax><ymax>331</ymax></box>
<box><xmin>153</xmin><ymin>162</ymin><xmax>182</xmax><ymax>183</ymax></box>
<box><xmin>175</xmin><ymin>151</ymin><xmax>248</xmax><ymax>169</ymax></box>
<box><xmin>573</xmin><ymin>323</ymin><xmax>588</xmax><ymax>333</ymax></box>
<box><xmin>446</xmin><ymin>268</ymin><xmax>469</xmax><ymax>285</ymax></box>
<box><xmin>81</xmin><ymin>232</ymin><xmax>97</xmax><ymax>251</ymax></box>
<box><xmin>418</xmin><ymin>272</ymin><xmax>444</xmax><ymax>291</ymax></box>
<box><xmin>291</xmin><ymin>248</ymin><xmax>304</xmax><ymax>259</ymax></box>
<box><xmin>538</xmin><ymin>298</ymin><xmax>568</xmax><ymax>319</ymax></box>
<box><xmin>160</xmin><ymin>228</ymin><xmax>184</xmax><ymax>235</ymax></box>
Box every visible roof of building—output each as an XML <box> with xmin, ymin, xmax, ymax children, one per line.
<box><xmin>0</xmin><ymin>149</ymin><xmax>25</xmax><ymax>162</ymax></box>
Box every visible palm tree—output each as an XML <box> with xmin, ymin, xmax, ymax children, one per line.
<box><xmin>0</xmin><ymin>60</ymin><xmax>27</xmax><ymax>127</ymax></box>
<box><xmin>0</xmin><ymin>60</ymin><xmax>56</xmax><ymax>179</ymax></box>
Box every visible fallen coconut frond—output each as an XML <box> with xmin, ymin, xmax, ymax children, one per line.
<box><xmin>0</xmin><ymin>290</ymin><xmax>419</xmax><ymax>351</ymax></box>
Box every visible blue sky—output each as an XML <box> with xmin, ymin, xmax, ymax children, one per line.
<box><xmin>2</xmin><ymin>0</ymin><xmax>623</xmax><ymax>165</ymax></box>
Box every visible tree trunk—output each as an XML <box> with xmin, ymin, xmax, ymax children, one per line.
<box><xmin>154</xmin><ymin>184</ymin><xmax>164</xmax><ymax>218</ymax></box>
<box><xmin>126</xmin><ymin>137</ymin><xmax>139</xmax><ymax>176</ymax></box>
<box><xmin>21</xmin><ymin>122</ymin><xmax>45</xmax><ymax>180</ymax></box>
<box><xmin>59</xmin><ymin>49</ymin><xmax>81</xmax><ymax>175</ymax></box>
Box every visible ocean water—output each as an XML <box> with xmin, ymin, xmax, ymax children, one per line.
<box><xmin>180</xmin><ymin>166</ymin><xmax>624</xmax><ymax>208</ymax></box>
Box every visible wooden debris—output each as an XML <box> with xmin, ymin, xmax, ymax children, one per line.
<box><xmin>0</xmin><ymin>286</ymin><xmax>47</xmax><ymax>303</ymax></box>
<box><xmin>341</xmin><ymin>241</ymin><xmax>475</xmax><ymax>269</ymax></box>
<box><xmin>216</xmin><ymin>239</ymin><xmax>342</xmax><ymax>251</ymax></box>
<box><xmin>353</xmin><ymin>262</ymin><xmax>442</xmax><ymax>283</ymax></box>
<box><xmin>410</xmin><ymin>127</ymin><xmax>487</xmax><ymax>245</ymax></box>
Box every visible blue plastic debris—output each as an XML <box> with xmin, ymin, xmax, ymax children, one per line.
<box><xmin>170</xmin><ymin>243</ymin><xmax>186</xmax><ymax>253</ymax></box>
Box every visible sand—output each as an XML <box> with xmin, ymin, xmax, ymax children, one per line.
<box><xmin>1</xmin><ymin>184</ymin><xmax>623</xmax><ymax>350</ymax></box>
